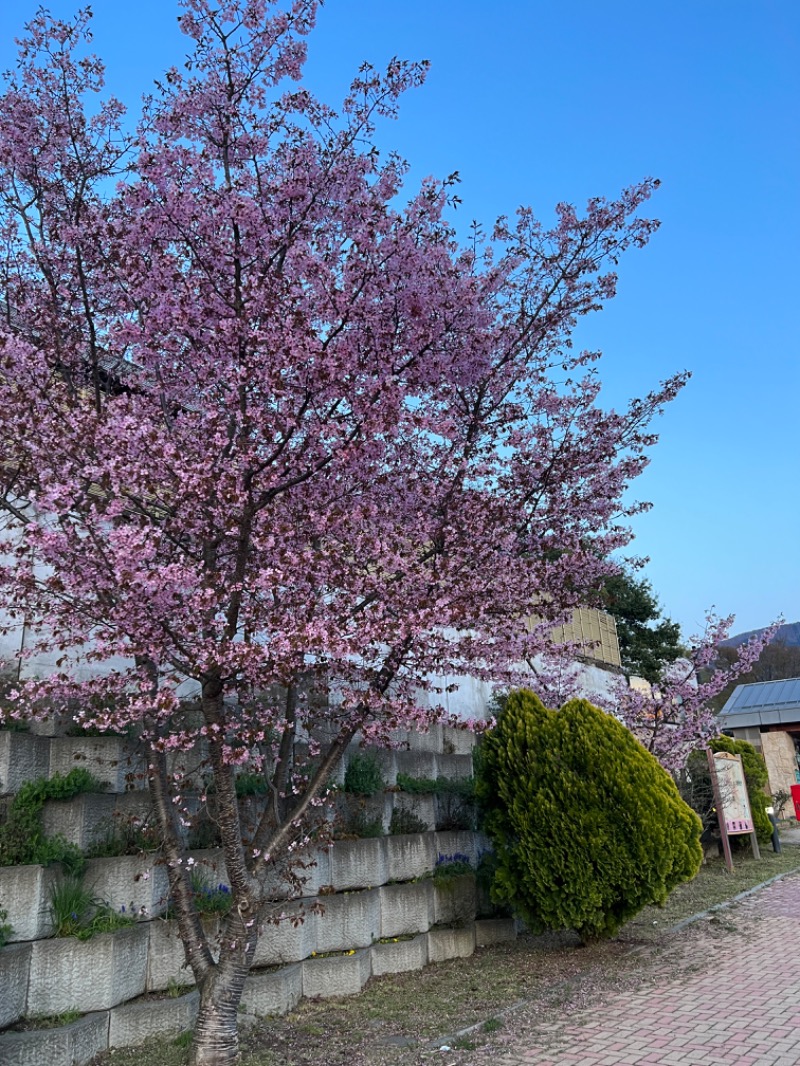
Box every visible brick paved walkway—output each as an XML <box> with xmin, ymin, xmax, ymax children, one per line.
<box><xmin>497</xmin><ymin>874</ymin><xmax>800</xmax><ymax>1066</ymax></box>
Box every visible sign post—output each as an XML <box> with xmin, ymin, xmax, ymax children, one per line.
<box><xmin>708</xmin><ymin>750</ymin><xmax>760</xmax><ymax>873</ymax></box>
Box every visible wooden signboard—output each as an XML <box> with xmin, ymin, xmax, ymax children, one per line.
<box><xmin>708</xmin><ymin>750</ymin><xmax>760</xmax><ymax>873</ymax></box>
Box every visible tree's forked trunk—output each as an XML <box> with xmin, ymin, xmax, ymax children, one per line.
<box><xmin>189</xmin><ymin>936</ymin><xmax>254</xmax><ymax>1066</ymax></box>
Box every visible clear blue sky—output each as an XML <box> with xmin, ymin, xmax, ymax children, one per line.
<box><xmin>1</xmin><ymin>0</ymin><xmax>798</xmax><ymax>641</ymax></box>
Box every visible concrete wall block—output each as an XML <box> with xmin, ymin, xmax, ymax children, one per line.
<box><xmin>333</xmin><ymin>792</ymin><xmax>389</xmax><ymax>836</ymax></box>
<box><xmin>252</xmin><ymin>901</ymin><xmax>317</xmax><ymax>967</ymax></box>
<box><xmin>379</xmin><ymin>880</ymin><xmax>434</xmax><ymax>938</ymax></box>
<box><xmin>343</xmin><ymin>745</ymin><xmax>397</xmax><ymax>787</ymax></box>
<box><xmin>109</xmin><ymin>990</ymin><xmax>199</xmax><ymax>1047</ymax></box>
<box><xmin>256</xmin><ymin>846</ymin><xmax>331</xmax><ymax>901</ymax></box>
<box><xmin>112</xmin><ymin>791</ymin><xmax>156</xmax><ymax>825</ymax></box>
<box><xmin>330</xmin><ymin>838</ymin><xmax>389</xmax><ymax>892</ymax></box>
<box><xmin>28</xmin><ymin>715</ymin><xmax>67</xmax><ymax>738</ymax></box>
<box><xmin>433</xmin><ymin>875</ymin><xmax>477</xmax><ymax>927</ymax></box>
<box><xmin>27</xmin><ymin>924</ymin><xmax>148</xmax><ymax>1016</ymax></box>
<box><xmin>49</xmin><ymin>737</ymin><xmax>146</xmax><ymax>794</ymax></box>
<box><xmin>427</xmin><ymin>924</ymin><xmax>476</xmax><ymax>963</ymax></box>
<box><xmin>0</xmin><ymin>1011</ymin><xmax>109</xmax><ymax>1066</ymax></box>
<box><xmin>475</xmin><ymin>918</ymin><xmax>517</xmax><ymax>946</ymax></box>
<box><xmin>314</xmin><ymin>888</ymin><xmax>381</xmax><ymax>954</ymax></box>
<box><xmin>41</xmin><ymin>793</ymin><xmax>117</xmax><ymax>851</ymax></box>
<box><xmin>70</xmin><ymin>1010</ymin><xmax>112</xmax><ymax>1065</ymax></box>
<box><xmin>394</xmin><ymin>750</ymin><xmax>437</xmax><ymax>781</ymax></box>
<box><xmin>85</xmin><ymin>855</ymin><xmax>170</xmax><ymax>921</ymax></box>
<box><xmin>301</xmin><ymin>946</ymin><xmax>371</xmax><ymax>999</ymax></box>
<box><xmin>434</xmin><ymin>830</ymin><xmax>488</xmax><ymax>869</ymax></box>
<box><xmin>371</xmin><ymin>932</ymin><xmax>428</xmax><ymax>976</ymax></box>
<box><xmin>0</xmin><ymin>864</ymin><xmax>57</xmax><ymax>941</ymax></box>
<box><xmin>0</xmin><ymin>731</ymin><xmax>50</xmax><ymax>795</ymax></box>
<box><xmin>434</xmin><ymin>754</ymin><xmax>474</xmax><ymax>781</ymax></box>
<box><xmin>0</xmin><ymin>942</ymin><xmax>31</xmax><ymax>1029</ymax></box>
<box><xmin>388</xmin><ymin>725</ymin><xmax>444</xmax><ymax>754</ymax></box>
<box><xmin>146</xmin><ymin>917</ymin><xmax>220</xmax><ymax>992</ymax></box>
<box><xmin>386</xmin><ymin>832</ymin><xmax>436</xmax><ymax>883</ymax></box>
<box><xmin>441</xmin><ymin>726</ymin><xmax>476</xmax><ymax>757</ymax></box>
<box><xmin>244</xmin><ymin>963</ymin><xmax>303</xmax><ymax>1017</ymax></box>
<box><xmin>167</xmin><ymin>738</ymin><xmax>209</xmax><ymax>788</ymax></box>
<box><xmin>390</xmin><ymin>792</ymin><xmax>436</xmax><ymax>831</ymax></box>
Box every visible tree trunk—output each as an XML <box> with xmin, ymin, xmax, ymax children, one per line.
<box><xmin>189</xmin><ymin>918</ymin><xmax>256</xmax><ymax>1066</ymax></box>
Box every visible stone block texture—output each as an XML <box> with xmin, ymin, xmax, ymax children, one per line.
<box><xmin>386</xmin><ymin>832</ymin><xmax>436</xmax><ymax>882</ymax></box>
<box><xmin>49</xmin><ymin>736</ymin><xmax>146</xmax><ymax>793</ymax></box>
<box><xmin>0</xmin><ymin>942</ymin><xmax>31</xmax><ymax>1028</ymax></box>
<box><xmin>245</xmin><ymin>964</ymin><xmax>303</xmax><ymax>1016</ymax></box>
<box><xmin>86</xmin><ymin>855</ymin><xmax>170</xmax><ymax>920</ymax></box>
<box><xmin>371</xmin><ymin>932</ymin><xmax>428</xmax><ymax>976</ymax></box>
<box><xmin>146</xmin><ymin>918</ymin><xmax>220</xmax><ymax>992</ymax></box>
<box><xmin>427</xmin><ymin>924</ymin><xmax>476</xmax><ymax>963</ymax></box>
<box><xmin>330</xmin><ymin>838</ymin><xmax>388</xmax><ymax>891</ymax></box>
<box><xmin>252</xmin><ymin>902</ymin><xmax>317</xmax><ymax>967</ymax></box>
<box><xmin>314</xmin><ymin>888</ymin><xmax>381</xmax><ymax>954</ymax></box>
<box><xmin>379</xmin><ymin>881</ymin><xmax>434</xmax><ymax>938</ymax></box>
<box><xmin>0</xmin><ymin>864</ymin><xmax>57</xmax><ymax>941</ymax></box>
<box><xmin>0</xmin><ymin>731</ymin><xmax>50</xmax><ymax>795</ymax></box>
<box><xmin>0</xmin><ymin>1011</ymin><xmax>109</xmax><ymax>1066</ymax></box>
<box><xmin>301</xmin><ymin>947</ymin><xmax>371</xmax><ymax>998</ymax></box>
<box><xmin>109</xmin><ymin>990</ymin><xmax>198</xmax><ymax>1046</ymax></box>
<box><xmin>27</xmin><ymin>925</ymin><xmax>148</xmax><ymax>1015</ymax></box>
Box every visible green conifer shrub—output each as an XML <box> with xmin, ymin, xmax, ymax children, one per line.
<box><xmin>475</xmin><ymin>690</ymin><xmax>702</xmax><ymax>942</ymax></box>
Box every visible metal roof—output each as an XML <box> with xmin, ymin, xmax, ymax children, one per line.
<box><xmin>719</xmin><ymin>677</ymin><xmax>800</xmax><ymax>729</ymax></box>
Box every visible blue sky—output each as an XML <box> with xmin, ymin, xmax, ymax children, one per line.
<box><xmin>1</xmin><ymin>0</ymin><xmax>798</xmax><ymax>640</ymax></box>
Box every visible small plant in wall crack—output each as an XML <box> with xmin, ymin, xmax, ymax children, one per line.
<box><xmin>48</xmin><ymin>874</ymin><xmax>136</xmax><ymax>940</ymax></box>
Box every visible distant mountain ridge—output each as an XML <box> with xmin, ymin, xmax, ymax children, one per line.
<box><xmin>719</xmin><ymin>621</ymin><xmax>800</xmax><ymax>649</ymax></box>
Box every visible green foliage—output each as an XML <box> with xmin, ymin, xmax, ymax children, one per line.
<box><xmin>345</xmin><ymin>812</ymin><xmax>384</xmax><ymax>838</ymax></box>
<box><xmin>432</xmin><ymin>853</ymin><xmax>473</xmax><ymax>881</ymax></box>
<box><xmin>343</xmin><ymin>753</ymin><xmax>384</xmax><ymax>796</ymax></box>
<box><xmin>49</xmin><ymin>874</ymin><xmax>96</xmax><ymax>938</ymax></box>
<box><xmin>87</xmin><ymin>817</ymin><xmax>161</xmax><ymax>858</ymax></box>
<box><xmin>234</xmin><ymin>771</ymin><xmax>269</xmax><ymax>797</ymax></box>
<box><xmin>167</xmin><ymin>977</ymin><xmax>193</xmax><ymax>998</ymax></box>
<box><xmin>773</xmin><ymin>789</ymin><xmax>791</xmax><ymax>820</ymax></box>
<box><xmin>31</xmin><ymin>837</ymin><xmax>86</xmax><ymax>877</ymax></box>
<box><xmin>395</xmin><ymin>773</ymin><xmax>474</xmax><ymax>797</ymax></box>
<box><xmin>0</xmin><ymin>769</ymin><xmax>101</xmax><ymax>871</ymax></box>
<box><xmin>388</xmin><ymin>807</ymin><xmax>428</xmax><ymax>835</ymax></box>
<box><xmin>48</xmin><ymin>873</ymin><xmax>133</xmax><ymax>939</ymax></box>
<box><xmin>174</xmin><ymin>870</ymin><xmax>233</xmax><ymax>917</ymax></box>
<box><xmin>600</xmin><ymin>569</ymin><xmax>685</xmax><ymax>683</ymax></box>
<box><xmin>24</xmin><ymin>1009</ymin><xmax>82</xmax><ymax>1029</ymax></box>
<box><xmin>476</xmin><ymin>690</ymin><xmax>703</xmax><ymax>942</ymax></box>
<box><xmin>395</xmin><ymin>774</ymin><xmax>477</xmax><ymax>830</ymax></box>
<box><xmin>76</xmin><ymin>906</ymin><xmax>135</xmax><ymax>940</ymax></box>
<box><xmin>16</xmin><ymin>768</ymin><xmax>102</xmax><ymax>806</ymax></box>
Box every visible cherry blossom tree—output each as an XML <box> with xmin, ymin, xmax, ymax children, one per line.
<box><xmin>528</xmin><ymin>612</ymin><xmax>778</xmax><ymax>772</ymax></box>
<box><xmin>0</xmin><ymin>2</ymin><xmax>687</xmax><ymax>1061</ymax></box>
<box><xmin>597</xmin><ymin>613</ymin><xmax>778</xmax><ymax>772</ymax></box>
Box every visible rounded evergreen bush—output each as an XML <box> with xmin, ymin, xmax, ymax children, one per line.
<box><xmin>476</xmin><ymin>690</ymin><xmax>702</xmax><ymax>942</ymax></box>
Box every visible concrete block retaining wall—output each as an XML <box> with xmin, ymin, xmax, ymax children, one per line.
<box><xmin>0</xmin><ymin>865</ymin><xmax>58</xmax><ymax>942</ymax></box>
<box><xmin>0</xmin><ymin>724</ymin><xmax>499</xmax><ymax>1063</ymax></box>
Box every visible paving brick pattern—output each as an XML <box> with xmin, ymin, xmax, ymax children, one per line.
<box><xmin>498</xmin><ymin>875</ymin><xmax>800</xmax><ymax>1066</ymax></box>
